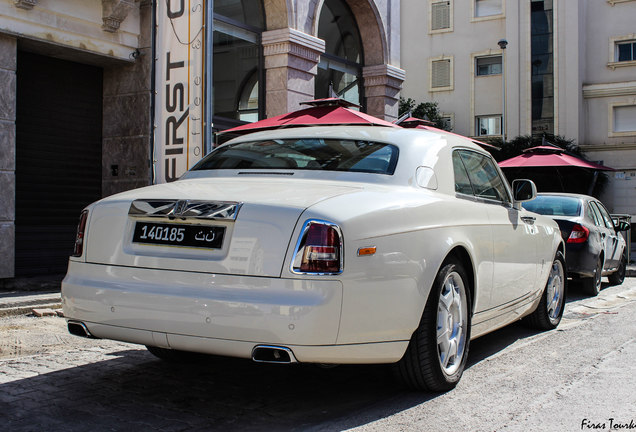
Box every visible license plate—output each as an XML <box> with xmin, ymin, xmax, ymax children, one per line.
<box><xmin>132</xmin><ymin>222</ymin><xmax>225</xmax><ymax>249</ymax></box>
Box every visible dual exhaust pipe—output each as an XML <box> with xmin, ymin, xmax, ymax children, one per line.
<box><xmin>67</xmin><ymin>321</ymin><xmax>96</xmax><ymax>339</ymax></box>
<box><xmin>251</xmin><ymin>345</ymin><xmax>298</xmax><ymax>364</ymax></box>
<box><xmin>67</xmin><ymin>321</ymin><xmax>298</xmax><ymax>364</ymax></box>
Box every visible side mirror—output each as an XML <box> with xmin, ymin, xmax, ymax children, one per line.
<box><xmin>616</xmin><ymin>221</ymin><xmax>631</xmax><ymax>232</ymax></box>
<box><xmin>512</xmin><ymin>179</ymin><xmax>537</xmax><ymax>203</ymax></box>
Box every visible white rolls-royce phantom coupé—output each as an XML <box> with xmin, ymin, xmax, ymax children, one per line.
<box><xmin>62</xmin><ymin>125</ymin><xmax>566</xmax><ymax>391</ymax></box>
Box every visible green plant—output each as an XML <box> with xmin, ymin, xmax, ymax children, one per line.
<box><xmin>399</xmin><ymin>97</ymin><xmax>451</xmax><ymax>131</ymax></box>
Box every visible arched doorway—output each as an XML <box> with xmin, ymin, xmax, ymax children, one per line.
<box><xmin>315</xmin><ymin>0</ymin><xmax>364</xmax><ymax>108</ymax></box>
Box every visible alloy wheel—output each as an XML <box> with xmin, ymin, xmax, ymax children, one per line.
<box><xmin>437</xmin><ymin>271</ymin><xmax>468</xmax><ymax>376</ymax></box>
<box><xmin>545</xmin><ymin>259</ymin><xmax>565</xmax><ymax>323</ymax></box>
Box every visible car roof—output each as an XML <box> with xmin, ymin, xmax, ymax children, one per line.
<box><xmin>222</xmin><ymin>125</ymin><xmax>489</xmax><ymax>155</ymax></box>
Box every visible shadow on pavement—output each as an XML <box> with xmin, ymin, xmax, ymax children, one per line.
<box><xmin>5</xmin><ymin>279</ymin><xmax>604</xmax><ymax>431</ymax></box>
<box><xmin>1</xmin><ymin>321</ymin><xmax>553</xmax><ymax>432</ymax></box>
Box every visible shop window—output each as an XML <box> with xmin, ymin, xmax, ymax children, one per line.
<box><xmin>316</xmin><ymin>0</ymin><xmax>363</xmax><ymax>107</ymax></box>
<box><xmin>238</xmin><ymin>71</ymin><xmax>259</xmax><ymax>123</ymax></box>
<box><xmin>476</xmin><ymin>56</ymin><xmax>502</xmax><ymax>76</ymax></box>
<box><xmin>214</xmin><ymin>0</ymin><xmax>264</xmax><ymax>28</ymax></box>
<box><xmin>476</xmin><ymin>115</ymin><xmax>502</xmax><ymax>136</ymax></box>
<box><xmin>212</xmin><ymin>1</ymin><xmax>264</xmax><ymax>128</ymax></box>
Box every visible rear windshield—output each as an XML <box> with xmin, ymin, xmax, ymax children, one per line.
<box><xmin>522</xmin><ymin>195</ymin><xmax>582</xmax><ymax>216</ymax></box>
<box><xmin>192</xmin><ymin>138</ymin><xmax>399</xmax><ymax>175</ymax></box>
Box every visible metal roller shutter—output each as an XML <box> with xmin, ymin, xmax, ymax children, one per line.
<box><xmin>15</xmin><ymin>52</ymin><xmax>103</xmax><ymax>276</ymax></box>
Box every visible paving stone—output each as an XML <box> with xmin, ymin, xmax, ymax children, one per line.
<box><xmin>32</xmin><ymin>308</ymin><xmax>58</xmax><ymax>317</ymax></box>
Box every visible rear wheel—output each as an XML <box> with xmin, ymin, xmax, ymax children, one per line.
<box><xmin>524</xmin><ymin>251</ymin><xmax>566</xmax><ymax>330</ymax></box>
<box><xmin>394</xmin><ymin>259</ymin><xmax>471</xmax><ymax>392</ymax></box>
<box><xmin>581</xmin><ymin>255</ymin><xmax>603</xmax><ymax>296</ymax></box>
<box><xmin>608</xmin><ymin>252</ymin><xmax>627</xmax><ymax>286</ymax></box>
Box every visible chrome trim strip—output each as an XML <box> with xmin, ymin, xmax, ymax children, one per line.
<box><xmin>128</xmin><ymin>199</ymin><xmax>242</xmax><ymax>220</ymax></box>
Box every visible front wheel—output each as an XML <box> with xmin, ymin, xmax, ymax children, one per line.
<box><xmin>393</xmin><ymin>258</ymin><xmax>471</xmax><ymax>392</ymax></box>
<box><xmin>524</xmin><ymin>251</ymin><xmax>566</xmax><ymax>330</ymax></box>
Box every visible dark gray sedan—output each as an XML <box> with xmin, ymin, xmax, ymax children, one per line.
<box><xmin>523</xmin><ymin>193</ymin><xmax>630</xmax><ymax>296</ymax></box>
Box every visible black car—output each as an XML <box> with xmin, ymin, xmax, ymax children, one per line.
<box><xmin>523</xmin><ymin>193</ymin><xmax>630</xmax><ymax>296</ymax></box>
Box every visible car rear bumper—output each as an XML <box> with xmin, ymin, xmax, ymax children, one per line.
<box><xmin>62</xmin><ymin>261</ymin><xmax>408</xmax><ymax>363</ymax></box>
<box><xmin>565</xmin><ymin>245</ymin><xmax>598</xmax><ymax>278</ymax></box>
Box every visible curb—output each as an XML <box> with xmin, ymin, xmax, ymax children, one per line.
<box><xmin>0</xmin><ymin>292</ymin><xmax>62</xmax><ymax>317</ymax></box>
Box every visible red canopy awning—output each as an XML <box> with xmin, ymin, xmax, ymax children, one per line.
<box><xmin>220</xmin><ymin>98</ymin><xmax>398</xmax><ymax>136</ymax></box>
<box><xmin>499</xmin><ymin>146</ymin><xmax>613</xmax><ymax>170</ymax></box>
<box><xmin>398</xmin><ymin>117</ymin><xmax>435</xmax><ymax>127</ymax></box>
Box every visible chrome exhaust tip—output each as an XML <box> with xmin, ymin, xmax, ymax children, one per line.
<box><xmin>67</xmin><ymin>321</ymin><xmax>97</xmax><ymax>339</ymax></box>
<box><xmin>251</xmin><ymin>345</ymin><xmax>298</xmax><ymax>364</ymax></box>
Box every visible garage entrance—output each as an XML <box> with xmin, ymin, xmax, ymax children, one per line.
<box><xmin>15</xmin><ymin>52</ymin><xmax>103</xmax><ymax>276</ymax></box>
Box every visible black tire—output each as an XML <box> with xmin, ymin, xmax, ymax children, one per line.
<box><xmin>608</xmin><ymin>252</ymin><xmax>627</xmax><ymax>286</ymax></box>
<box><xmin>524</xmin><ymin>251</ymin><xmax>566</xmax><ymax>330</ymax></box>
<box><xmin>581</xmin><ymin>254</ymin><xmax>603</xmax><ymax>296</ymax></box>
<box><xmin>146</xmin><ymin>346</ymin><xmax>203</xmax><ymax>363</ymax></box>
<box><xmin>393</xmin><ymin>258</ymin><xmax>471</xmax><ymax>392</ymax></box>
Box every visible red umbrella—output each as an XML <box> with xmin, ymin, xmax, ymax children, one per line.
<box><xmin>220</xmin><ymin>98</ymin><xmax>398</xmax><ymax>136</ymax></box>
<box><xmin>498</xmin><ymin>146</ymin><xmax>613</xmax><ymax>170</ymax></box>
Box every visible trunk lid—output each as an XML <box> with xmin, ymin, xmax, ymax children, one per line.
<box><xmin>84</xmin><ymin>178</ymin><xmax>360</xmax><ymax>277</ymax></box>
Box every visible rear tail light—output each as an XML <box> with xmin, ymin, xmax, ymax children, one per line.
<box><xmin>72</xmin><ymin>210</ymin><xmax>89</xmax><ymax>257</ymax></box>
<box><xmin>291</xmin><ymin>220</ymin><xmax>343</xmax><ymax>274</ymax></box>
<box><xmin>567</xmin><ymin>223</ymin><xmax>589</xmax><ymax>244</ymax></box>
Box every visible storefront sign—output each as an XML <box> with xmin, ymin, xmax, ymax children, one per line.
<box><xmin>154</xmin><ymin>0</ymin><xmax>205</xmax><ymax>183</ymax></box>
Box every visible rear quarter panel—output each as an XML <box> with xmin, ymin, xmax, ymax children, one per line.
<box><xmin>283</xmin><ymin>187</ymin><xmax>495</xmax><ymax>344</ymax></box>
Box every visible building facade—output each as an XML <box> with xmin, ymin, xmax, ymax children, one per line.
<box><xmin>401</xmin><ymin>0</ymin><xmax>636</xmax><ymax>219</ymax></box>
<box><xmin>0</xmin><ymin>0</ymin><xmax>403</xmax><ymax>280</ymax></box>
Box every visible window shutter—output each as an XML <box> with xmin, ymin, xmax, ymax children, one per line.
<box><xmin>475</xmin><ymin>0</ymin><xmax>502</xmax><ymax>17</ymax></box>
<box><xmin>431</xmin><ymin>2</ymin><xmax>450</xmax><ymax>30</ymax></box>
<box><xmin>432</xmin><ymin>59</ymin><xmax>451</xmax><ymax>88</ymax></box>
<box><xmin>614</xmin><ymin>105</ymin><xmax>636</xmax><ymax>132</ymax></box>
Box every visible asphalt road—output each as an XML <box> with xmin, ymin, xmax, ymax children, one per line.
<box><xmin>1</xmin><ymin>279</ymin><xmax>635</xmax><ymax>432</ymax></box>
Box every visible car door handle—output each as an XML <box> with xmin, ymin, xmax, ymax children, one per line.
<box><xmin>521</xmin><ymin>216</ymin><xmax>536</xmax><ymax>224</ymax></box>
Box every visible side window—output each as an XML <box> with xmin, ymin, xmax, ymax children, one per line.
<box><xmin>594</xmin><ymin>202</ymin><xmax>616</xmax><ymax>230</ymax></box>
<box><xmin>452</xmin><ymin>151</ymin><xmax>474</xmax><ymax>195</ymax></box>
<box><xmin>458</xmin><ymin>150</ymin><xmax>510</xmax><ymax>203</ymax></box>
<box><xmin>588</xmin><ymin>202</ymin><xmax>603</xmax><ymax>227</ymax></box>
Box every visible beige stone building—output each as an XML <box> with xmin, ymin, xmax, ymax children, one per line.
<box><xmin>0</xmin><ymin>0</ymin><xmax>403</xmax><ymax>280</ymax></box>
<box><xmin>401</xmin><ymin>0</ymin><xmax>636</xmax><ymax>227</ymax></box>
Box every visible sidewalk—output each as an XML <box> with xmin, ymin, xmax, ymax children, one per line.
<box><xmin>0</xmin><ymin>274</ymin><xmax>63</xmax><ymax>317</ymax></box>
<box><xmin>0</xmin><ymin>291</ymin><xmax>62</xmax><ymax>317</ymax></box>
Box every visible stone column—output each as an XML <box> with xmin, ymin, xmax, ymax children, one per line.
<box><xmin>363</xmin><ymin>64</ymin><xmax>406</xmax><ymax>121</ymax></box>
<box><xmin>102</xmin><ymin>0</ymin><xmax>151</xmax><ymax>197</ymax></box>
<box><xmin>262</xmin><ymin>28</ymin><xmax>325</xmax><ymax>117</ymax></box>
<box><xmin>0</xmin><ymin>34</ymin><xmax>16</xmax><ymax>279</ymax></box>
